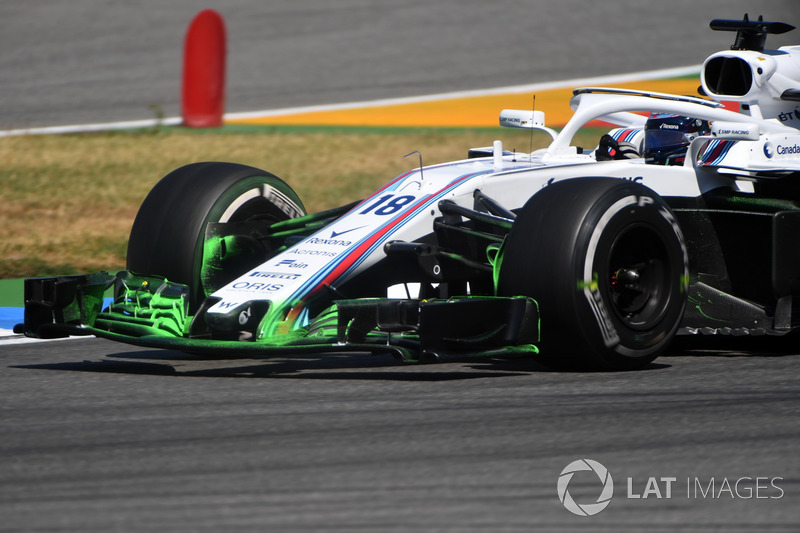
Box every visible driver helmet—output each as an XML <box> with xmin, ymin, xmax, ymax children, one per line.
<box><xmin>643</xmin><ymin>114</ymin><xmax>710</xmax><ymax>165</ymax></box>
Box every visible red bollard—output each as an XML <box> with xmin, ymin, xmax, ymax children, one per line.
<box><xmin>182</xmin><ymin>9</ymin><xmax>226</xmax><ymax>128</ymax></box>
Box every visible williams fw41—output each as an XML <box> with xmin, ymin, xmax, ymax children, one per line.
<box><xmin>19</xmin><ymin>16</ymin><xmax>800</xmax><ymax>370</ymax></box>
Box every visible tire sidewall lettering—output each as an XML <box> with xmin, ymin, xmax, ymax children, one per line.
<box><xmin>210</xmin><ymin>179</ymin><xmax>305</xmax><ymax>226</ymax></box>
<box><xmin>581</xmin><ymin>195</ymin><xmax>639</xmax><ymax>349</ymax></box>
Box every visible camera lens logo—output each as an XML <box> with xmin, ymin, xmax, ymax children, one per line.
<box><xmin>764</xmin><ymin>142</ymin><xmax>774</xmax><ymax>159</ymax></box>
<box><xmin>557</xmin><ymin>459</ymin><xmax>614</xmax><ymax>516</ymax></box>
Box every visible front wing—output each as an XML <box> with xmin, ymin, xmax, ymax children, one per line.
<box><xmin>18</xmin><ymin>271</ymin><xmax>540</xmax><ymax>363</ymax></box>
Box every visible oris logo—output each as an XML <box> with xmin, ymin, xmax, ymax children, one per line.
<box><xmin>557</xmin><ymin>459</ymin><xmax>614</xmax><ymax>516</ymax></box>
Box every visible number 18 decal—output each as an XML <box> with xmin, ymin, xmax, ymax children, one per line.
<box><xmin>359</xmin><ymin>194</ymin><xmax>416</xmax><ymax>216</ymax></box>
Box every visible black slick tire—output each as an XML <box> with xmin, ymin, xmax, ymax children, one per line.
<box><xmin>126</xmin><ymin>162</ymin><xmax>306</xmax><ymax>311</ymax></box>
<box><xmin>498</xmin><ymin>178</ymin><xmax>688</xmax><ymax>370</ymax></box>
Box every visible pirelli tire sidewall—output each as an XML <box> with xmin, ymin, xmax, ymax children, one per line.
<box><xmin>499</xmin><ymin>178</ymin><xmax>688</xmax><ymax>370</ymax></box>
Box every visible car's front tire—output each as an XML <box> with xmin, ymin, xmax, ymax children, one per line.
<box><xmin>126</xmin><ymin>162</ymin><xmax>306</xmax><ymax>311</ymax></box>
<box><xmin>498</xmin><ymin>178</ymin><xmax>688</xmax><ymax>370</ymax></box>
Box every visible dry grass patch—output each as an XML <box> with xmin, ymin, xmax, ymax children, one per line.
<box><xmin>0</xmin><ymin>127</ymin><xmax>594</xmax><ymax>278</ymax></box>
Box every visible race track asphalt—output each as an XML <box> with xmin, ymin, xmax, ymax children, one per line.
<box><xmin>1</xmin><ymin>0</ymin><xmax>798</xmax><ymax>129</ymax></box>
<box><xmin>2</xmin><ymin>1</ymin><xmax>800</xmax><ymax>530</ymax></box>
<box><xmin>2</xmin><ymin>337</ymin><xmax>799</xmax><ymax>531</ymax></box>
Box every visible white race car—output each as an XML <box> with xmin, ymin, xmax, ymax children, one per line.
<box><xmin>20</xmin><ymin>15</ymin><xmax>800</xmax><ymax>370</ymax></box>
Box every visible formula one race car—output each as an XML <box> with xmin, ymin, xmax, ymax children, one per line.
<box><xmin>18</xmin><ymin>16</ymin><xmax>800</xmax><ymax>370</ymax></box>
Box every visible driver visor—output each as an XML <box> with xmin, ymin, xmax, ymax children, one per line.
<box><xmin>644</xmin><ymin>129</ymin><xmax>691</xmax><ymax>151</ymax></box>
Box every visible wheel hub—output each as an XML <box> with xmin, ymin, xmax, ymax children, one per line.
<box><xmin>606</xmin><ymin>226</ymin><xmax>671</xmax><ymax>329</ymax></box>
<box><xmin>612</xmin><ymin>267</ymin><xmax>640</xmax><ymax>289</ymax></box>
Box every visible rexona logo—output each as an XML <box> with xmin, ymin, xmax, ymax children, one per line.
<box><xmin>557</xmin><ymin>459</ymin><xmax>614</xmax><ymax>516</ymax></box>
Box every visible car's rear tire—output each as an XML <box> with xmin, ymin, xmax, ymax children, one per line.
<box><xmin>498</xmin><ymin>178</ymin><xmax>688</xmax><ymax>370</ymax></box>
<box><xmin>126</xmin><ymin>162</ymin><xmax>306</xmax><ymax>311</ymax></box>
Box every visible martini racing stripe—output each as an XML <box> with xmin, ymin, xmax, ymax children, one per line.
<box><xmin>287</xmin><ymin>168</ymin><xmax>498</xmax><ymax>307</ymax></box>
<box><xmin>281</xmin><ymin>158</ymin><xmax>499</xmax><ymax>302</ymax></box>
<box><xmin>611</xmin><ymin>128</ymin><xmax>642</xmax><ymax>142</ymax></box>
<box><xmin>370</xmin><ymin>168</ymin><xmax>417</xmax><ymax>194</ymax></box>
<box><xmin>700</xmin><ymin>139</ymin><xmax>736</xmax><ymax>166</ymax></box>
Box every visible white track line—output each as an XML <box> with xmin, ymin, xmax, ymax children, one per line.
<box><xmin>1</xmin><ymin>332</ymin><xmax>75</xmax><ymax>345</ymax></box>
<box><xmin>225</xmin><ymin>65</ymin><xmax>700</xmax><ymax>119</ymax></box>
<box><xmin>0</xmin><ymin>65</ymin><xmax>699</xmax><ymax>137</ymax></box>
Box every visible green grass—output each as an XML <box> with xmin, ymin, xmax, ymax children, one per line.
<box><xmin>0</xmin><ymin>278</ymin><xmax>23</xmax><ymax>307</ymax></box>
<box><xmin>0</xmin><ymin>124</ymin><xmax>601</xmax><ymax>279</ymax></box>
